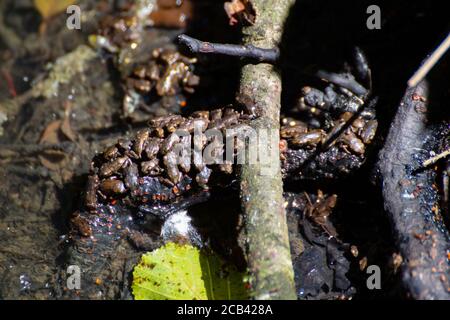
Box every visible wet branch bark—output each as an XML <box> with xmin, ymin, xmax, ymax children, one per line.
<box><xmin>237</xmin><ymin>0</ymin><xmax>297</xmax><ymax>300</ymax></box>
<box><xmin>178</xmin><ymin>34</ymin><xmax>279</xmax><ymax>63</ymax></box>
<box><xmin>377</xmin><ymin>81</ymin><xmax>450</xmax><ymax>299</ymax></box>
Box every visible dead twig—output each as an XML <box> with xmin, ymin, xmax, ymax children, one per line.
<box><xmin>407</xmin><ymin>32</ymin><xmax>450</xmax><ymax>87</ymax></box>
<box><xmin>178</xmin><ymin>34</ymin><xmax>280</xmax><ymax>63</ymax></box>
<box><xmin>422</xmin><ymin>148</ymin><xmax>450</xmax><ymax>168</ymax></box>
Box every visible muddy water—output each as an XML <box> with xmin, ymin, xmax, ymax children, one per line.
<box><xmin>0</xmin><ymin>0</ymin><xmax>234</xmax><ymax>299</ymax></box>
<box><xmin>0</xmin><ymin>0</ymin><xmax>177</xmax><ymax>299</ymax></box>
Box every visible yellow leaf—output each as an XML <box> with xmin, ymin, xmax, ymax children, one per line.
<box><xmin>33</xmin><ymin>0</ymin><xmax>77</xmax><ymax>20</ymax></box>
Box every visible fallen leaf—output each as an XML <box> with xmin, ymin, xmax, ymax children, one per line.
<box><xmin>150</xmin><ymin>0</ymin><xmax>193</xmax><ymax>29</ymax></box>
<box><xmin>132</xmin><ymin>242</ymin><xmax>249</xmax><ymax>300</ymax></box>
<box><xmin>33</xmin><ymin>0</ymin><xmax>77</xmax><ymax>20</ymax></box>
<box><xmin>224</xmin><ymin>0</ymin><xmax>255</xmax><ymax>26</ymax></box>
<box><xmin>40</xmin><ymin>120</ymin><xmax>63</xmax><ymax>145</ymax></box>
<box><xmin>60</xmin><ymin>102</ymin><xmax>77</xmax><ymax>142</ymax></box>
<box><xmin>61</xmin><ymin>116</ymin><xmax>76</xmax><ymax>142</ymax></box>
<box><xmin>38</xmin><ymin>119</ymin><xmax>67</xmax><ymax>171</ymax></box>
<box><xmin>34</xmin><ymin>0</ymin><xmax>77</xmax><ymax>34</ymax></box>
<box><xmin>38</xmin><ymin>103</ymin><xmax>76</xmax><ymax>171</ymax></box>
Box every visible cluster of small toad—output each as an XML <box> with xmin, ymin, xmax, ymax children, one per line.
<box><xmin>281</xmin><ymin>88</ymin><xmax>377</xmax><ymax>156</ymax></box>
<box><xmin>85</xmin><ymin>75</ymin><xmax>378</xmax><ymax>214</ymax></box>
<box><xmin>92</xmin><ymin>6</ymin><xmax>200</xmax><ymax>117</ymax></box>
<box><xmin>85</xmin><ymin>108</ymin><xmax>250</xmax><ymax>212</ymax></box>
<box><xmin>76</xmin><ymin>5</ymin><xmax>378</xmax><ymax>236</ymax></box>
<box><xmin>122</xmin><ymin>48</ymin><xmax>199</xmax><ymax>117</ymax></box>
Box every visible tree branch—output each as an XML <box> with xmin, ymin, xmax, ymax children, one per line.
<box><xmin>237</xmin><ymin>0</ymin><xmax>297</xmax><ymax>300</ymax></box>
<box><xmin>377</xmin><ymin>81</ymin><xmax>450</xmax><ymax>299</ymax></box>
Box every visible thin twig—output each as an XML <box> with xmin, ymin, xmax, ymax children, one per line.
<box><xmin>407</xmin><ymin>32</ymin><xmax>450</xmax><ymax>87</ymax></box>
<box><xmin>1</xmin><ymin>68</ymin><xmax>17</xmax><ymax>98</ymax></box>
<box><xmin>422</xmin><ymin>148</ymin><xmax>450</xmax><ymax>168</ymax></box>
<box><xmin>178</xmin><ymin>34</ymin><xmax>280</xmax><ymax>63</ymax></box>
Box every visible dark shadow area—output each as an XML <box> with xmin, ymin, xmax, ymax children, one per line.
<box><xmin>180</xmin><ymin>0</ymin><xmax>243</xmax><ymax>111</ymax></box>
<box><xmin>280</xmin><ymin>0</ymin><xmax>449</xmax><ymax>135</ymax></box>
<box><xmin>188</xmin><ymin>186</ymin><xmax>247</xmax><ymax>271</ymax></box>
<box><xmin>279</xmin><ymin>0</ymin><xmax>449</xmax><ymax>299</ymax></box>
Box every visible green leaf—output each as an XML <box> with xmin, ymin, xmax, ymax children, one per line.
<box><xmin>132</xmin><ymin>242</ymin><xmax>249</xmax><ymax>300</ymax></box>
